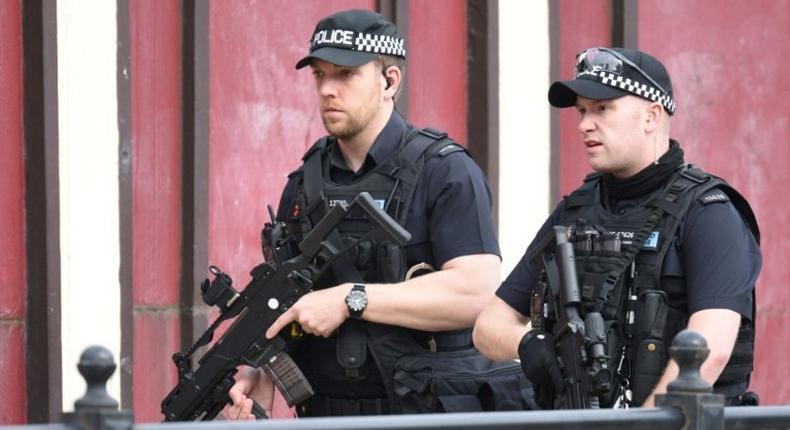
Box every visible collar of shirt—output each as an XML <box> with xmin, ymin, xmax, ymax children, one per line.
<box><xmin>328</xmin><ymin>111</ymin><xmax>410</xmax><ymax>182</ymax></box>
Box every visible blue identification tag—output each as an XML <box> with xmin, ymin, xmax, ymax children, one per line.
<box><xmin>642</xmin><ymin>231</ymin><xmax>660</xmax><ymax>250</ymax></box>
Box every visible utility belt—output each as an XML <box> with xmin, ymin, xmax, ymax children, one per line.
<box><xmin>425</xmin><ymin>329</ymin><xmax>474</xmax><ymax>352</ymax></box>
<box><xmin>299</xmin><ymin>395</ymin><xmax>390</xmax><ymax>417</ymax></box>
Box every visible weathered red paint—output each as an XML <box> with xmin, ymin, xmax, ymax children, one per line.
<box><xmin>129</xmin><ymin>0</ymin><xmax>182</xmax><ymax>420</ymax></box>
<box><xmin>639</xmin><ymin>0</ymin><xmax>790</xmax><ymax>404</ymax></box>
<box><xmin>133</xmin><ymin>312</ymin><xmax>180</xmax><ymax>423</ymax></box>
<box><xmin>407</xmin><ymin>0</ymin><xmax>467</xmax><ymax>146</ymax></box>
<box><xmin>130</xmin><ymin>0</ymin><xmax>182</xmax><ymax>307</ymax></box>
<box><xmin>0</xmin><ymin>324</ymin><xmax>25</xmax><ymax>423</ymax></box>
<box><xmin>555</xmin><ymin>0</ymin><xmax>613</xmax><ymax>197</ymax></box>
<box><xmin>0</xmin><ymin>0</ymin><xmax>27</xmax><ymax>423</ymax></box>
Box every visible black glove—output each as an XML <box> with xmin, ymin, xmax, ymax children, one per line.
<box><xmin>518</xmin><ymin>329</ymin><xmax>564</xmax><ymax>393</ymax></box>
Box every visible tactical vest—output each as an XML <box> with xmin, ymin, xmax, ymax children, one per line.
<box><xmin>293</xmin><ymin>126</ymin><xmax>464</xmax><ymax>285</ymax></box>
<box><xmin>280</xmin><ymin>127</ymin><xmax>483</xmax><ymax>412</ymax></box>
<box><xmin>550</xmin><ymin>165</ymin><xmax>758</xmax><ymax>407</ymax></box>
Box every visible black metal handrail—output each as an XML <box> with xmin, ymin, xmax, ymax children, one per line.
<box><xmin>2</xmin><ymin>330</ymin><xmax>788</xmax><ymax>430</ymax></box>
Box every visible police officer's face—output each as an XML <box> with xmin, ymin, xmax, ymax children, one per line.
<box><xmin>575</xmin><ymin>95</ymin><xmax>655</xmax><ymax>178</ymax></box>
<box><xmin>310</xmin><ymin>59</ymin><xmax>386</xmax><ymax>140</ymax></box>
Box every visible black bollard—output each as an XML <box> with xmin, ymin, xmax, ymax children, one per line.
<box><xmin>64</xmin><ymin>345</ymin><xmax>133</xmax><ymax>430</ymax></box>
<box><xmin>656</xmin><ymin>330</ymin><xmax>724</xmax><ymax>430</ymax></box>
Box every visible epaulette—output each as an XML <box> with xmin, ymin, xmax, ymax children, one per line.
<box><xmin>698</xmin><ymin>188</ymin><xmax>730</xmax><ymax>205</ymax></box>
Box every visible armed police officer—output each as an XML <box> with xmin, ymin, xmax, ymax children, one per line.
<box><xmin>223</xmin><ymin>9</ymin><xmax>502</xmax><ymax>419</ymax></box>
<box><xmin>473</xmin><ymin>47</ymin><xmax>761</xmax><ymax>408</ymax></box>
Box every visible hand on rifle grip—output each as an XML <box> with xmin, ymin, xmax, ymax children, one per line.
<box><xmin>518</xmin><ymin>329</ymin><xmax>564</xmax><ymax>393</ymax></box>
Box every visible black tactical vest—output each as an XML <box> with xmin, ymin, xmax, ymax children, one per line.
<box><xmin>279</xmin><ymin>127</ymin><xmax>469</xmax><ymax>408</ymax></box>
<box><xmin>551</xmin><ymin>165</ymin><xmax>759</xmax><ymax>406</ymax></box>
<box><xmin>292</xmin><ymin>127</ymin><xmax>464</xmax><ymax>283</ymax></box>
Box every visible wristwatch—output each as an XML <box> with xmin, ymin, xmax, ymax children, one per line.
<box><xmin>345</xmin><ymin>284</ymin><xmax>368</xmax><ymax>319</ymax></box>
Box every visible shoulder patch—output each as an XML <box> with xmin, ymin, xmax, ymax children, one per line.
<box><xmin>699</xmin><ymin>189</ymin><xmax>730</xmax><ymax>205</ymax></box>
<box><xmin>436</xmin><ymin>143</ymin><xmax>464</xmax><ymax>157</ymax></box>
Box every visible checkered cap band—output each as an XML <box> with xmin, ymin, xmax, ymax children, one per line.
<box><xmin>580</xmin><ymin>70</ymin><xmax>676</xmax><ymax>114</ymax></box>
<box><xmin>311</xmin><ymin>29</ymin><xmax>406</xmax><ymax>57</ymax></box>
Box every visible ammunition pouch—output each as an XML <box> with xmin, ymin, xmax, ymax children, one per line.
<box><xmin>375</xmin><ymin>240</ymin><xmax>406</xmax><ymax>284</ymax></box>
<box><xmin>391</xmin><ymin>347</ymin><xmax>536</xmax><ymax>413</ymax></box>
<box><xmin>574</xmin><ymin>251</ymin><xmax>627</xmax><ymax>320</ymax></box>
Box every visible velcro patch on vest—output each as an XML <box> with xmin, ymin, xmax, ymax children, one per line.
<box><xmin>699</xmin><ymin>190</ymin><xmax>730</xmax><ymax>205</ymax></box>
<box><xmin>642</xmin><ymin>231</ymin><xmax>660</xmax><ymax>250</ymax></box>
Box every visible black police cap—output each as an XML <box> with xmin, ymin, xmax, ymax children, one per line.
<box><xmin>295</xmin><ymin>9</ymin><xmax>406</xmax><ymax>70</ymax></box>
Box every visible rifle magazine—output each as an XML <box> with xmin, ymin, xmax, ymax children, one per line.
<box><xmin>262</xmin><ymin>351</ymin><xmax>315</xmax><ymax>407</ymax></box>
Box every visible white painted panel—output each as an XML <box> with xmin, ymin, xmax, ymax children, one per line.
<box><xmin>498</xmin><ymin>0</ymin><xmax>552</xmax><ymax>279</ymax></box>
<box><xmin>57</xmin><ymin>0</ymin><xmax>121</xmax><ymax>410</ymax></box>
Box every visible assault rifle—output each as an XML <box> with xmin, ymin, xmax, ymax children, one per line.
<box><xmin>532</xmin><ymin>226</ymin><xmax>612</xmax><ymax>409</ymax></box>
<box><xmin>161</xmin><ymin>192</ymin><xmax>411</xmax><ymax>421</ymax></box>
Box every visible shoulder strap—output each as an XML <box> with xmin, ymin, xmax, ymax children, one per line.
<box><xmin>595</xmin><ymin>166</ymin><xmax>709</xmax><ymax>305</ymax></box>
<box><xmin>661</xmin><ymin>166</ymin><xmax>759</xmax><ymax>245</ymax></box>
<box><xmin>386</xmin><ymin>127</ymin><xmax>461</xmax><ymax>224</ymax></box>
<box><xmin>396</xmin><ymin>127</ymin><xmax>458</xmax><ymax>169</ymax></box>
<box><xmin>302</xmin><ymin>137</ymin><xmax>331</xmax><ymax>207</ymax></box>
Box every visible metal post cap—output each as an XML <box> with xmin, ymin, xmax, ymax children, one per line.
<box><xmin>667</xmin><ymin>330</ymin><xmax>713</xmax><ymax>393</ymax></box>
<box><xmin>75</xmin><ymin>345</ymin><xmax>119</xmax><ymax>410</ymax></box>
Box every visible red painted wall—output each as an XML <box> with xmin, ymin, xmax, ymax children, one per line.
<box><xmin>639</xmin><ymin>0</ymin><xmax>790</xmax><ymax>404</ymax></box>
<box><xmin>0</xmin><ymin>0</ymin><xmax>27</xmax><ymax>424</ymax></box>
<box><xmin>129</xmin><ymin>0</ymin><xmax>183</xmax><ymax>421</ymax></box>
<box><xmin>407</xmin><ymin>0</ymin><xmax>467</xmax><ymax>146</ymax></box>
<box><xmin>555</xmin><ymin>0</ymin><xmax>613</xmax><ymax>197</ymax></box>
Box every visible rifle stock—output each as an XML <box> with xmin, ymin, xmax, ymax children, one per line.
<box><xmin>161</xmin><ymin>192</ymin><xmax>410</xmax><ymax>421</ymax></box>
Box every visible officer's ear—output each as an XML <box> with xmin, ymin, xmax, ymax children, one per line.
<box><xmin>381</xmin><ymin>65</ymin><xmax>401</xmax><ymax>97</ymax></box>
<box><xmin>644</xmin><ymin>101</ymin><xmax>664</xmax><ymax>133</ymax></box>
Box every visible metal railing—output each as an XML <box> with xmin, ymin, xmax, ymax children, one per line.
<box><xmin>2</xmin><ymin>330</ymin><xmax>788</xmax><ymax>430</ymax></box>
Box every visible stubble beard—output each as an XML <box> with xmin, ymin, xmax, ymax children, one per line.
<box><xmin>323</xmin><ymin>115</ymin><xmax>366</xmax><ymax>141</ymax></box>
<box><xmin>322</xmin><ymin>92</ymin><xmax>381</xmax><ymax>141</ymax></box>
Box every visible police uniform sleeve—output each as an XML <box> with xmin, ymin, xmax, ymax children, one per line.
<box><xmin>495</xmin><ymin>204</ymin><xmax>564</xmax><ymax>318</ymax></box>
<box><xmin>680</xmin><ymin>189</ymin><xmax>761</xmax><ymax>319</ymax></box>
<box><xmin>419</xmin><ymin>151</ymin><xmax>500</xmax><ymax>267</ymax></box>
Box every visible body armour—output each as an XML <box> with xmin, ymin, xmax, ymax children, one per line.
<box><xmin>548</xmin><ymin>165</ymin><xmax>759</xmax><ymax>407</ymax></box>
<box><xmin>270</xmin><ymin>127</ymin><xmax>468</xmax><ymax>409</ymax></box>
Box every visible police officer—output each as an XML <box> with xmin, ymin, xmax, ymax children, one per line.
<box><xmin>473</xmin><ymin>47</ymin><xmax>761</xmax><ymax>408</ymax></box>
<box><xmin>223</xmin><ymin>9</ymin><xmax>501</xmax><ymax>419</ymax></box>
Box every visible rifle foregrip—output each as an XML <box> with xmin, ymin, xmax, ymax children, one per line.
<box><xmin>262</xmin><ymin>351</ymin><xmax>315</xmax><ymax>407</ymax></box>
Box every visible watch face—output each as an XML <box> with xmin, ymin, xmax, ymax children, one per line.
<box><xmin>346</xmin><ymin>290</ymin><xmax>367</xmax><ymax>312</ymax></box>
